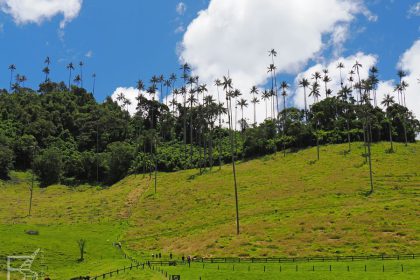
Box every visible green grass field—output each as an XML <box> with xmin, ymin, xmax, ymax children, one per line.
<box><xmin>0</xmin><ymin>142</ymin><xmax>419</xmax><ymax>279</ymax></box>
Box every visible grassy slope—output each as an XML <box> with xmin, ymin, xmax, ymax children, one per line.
<box><xmin>125</xmin><ymin>142</ymin><xmax>419</xmax><ymax>258</ymax></box>
<box><xmin>0</xmin><ymin>142</ymin><xmax>419</xmax><ymax>279</ymax></box>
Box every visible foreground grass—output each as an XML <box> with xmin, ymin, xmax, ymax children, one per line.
<box><xmin>0</xmin><ymin>142</ymin><xmax>419</xmax><ymax>278</ymax></box>
<box><xmin>125</xmin><ymin>142</ymin><xmax>420</xmax><ymax>258</ymax></box>
<box><xmin>159</xmin><ymin>260</ymin><xmax>420</xmax><ymax>280</ymax></box>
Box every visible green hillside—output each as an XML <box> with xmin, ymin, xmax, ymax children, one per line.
<box><xmin>0</xmin><ymin>142</ymin><xmax>419</xmax><ymax>279</ymax></box>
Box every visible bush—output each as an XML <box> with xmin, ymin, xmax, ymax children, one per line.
<box><xmin>33</xmin><ymin>148</ymin><xmax>63</xmax><ymax>187</ymax></box>
<box><xmin>0</xmin><ymin>144</ymin><xmax>14</xmax><ymax>179</ymax></box>
<box><xmin>106</xmin><ymin>142</ymin><xmax>134</xmax><ymax>184</ymax></box>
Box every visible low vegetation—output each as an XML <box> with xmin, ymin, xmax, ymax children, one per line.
<box><xmin>0</xmin><ymin>142</ymin><xmax>419</xmax><ymax>278</ymax></box>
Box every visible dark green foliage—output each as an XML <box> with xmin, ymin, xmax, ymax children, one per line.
<box><xmin>0</xmin><ymin>145</ymin><xmax>14</xmax><ymax>179</ymax></box>
<box><xmin>33</xmin><ymin>147</ymin><xmax>63</xmax><ymax>187</ymax></box>
<box><xmin>106</xmin><ymin>142</ymin><xmax>135</xmax><ymax>184</ymax></box>
<box><xmin>0</xmin><ymin>81</ymin><xmax>418</xmax><ymax>187</ymax></box>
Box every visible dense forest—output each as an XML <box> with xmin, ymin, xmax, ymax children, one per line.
<box><xmin>0</xmin><ymin>58</ymin><xmax>419</xmax><ymax>187</ymax></box>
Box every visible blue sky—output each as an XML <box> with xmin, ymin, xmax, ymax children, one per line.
<box><xmin>0</xmin><ymin>0</ymin><xmax>419</xmax><ymax>120</ymax></box>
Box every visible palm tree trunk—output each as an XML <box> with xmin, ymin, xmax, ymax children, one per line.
<box><xmin>154</xmin><ymin>137</ymin><xmax>158</xmax><ymax>193</ymax></box>
<box><xmin>367</xmin><ymin>121</ymin><xmax>374</xmax><ymax>194</ymax></box>
<box><xmin>303</xmin><ymin>87</ymin><xmax>308</xmax><ymax>122</ymax></box>
<box><xmin>189</xmin><ymin>96</ymin><xmax>194</xmax><ymax>165</ymax></box>
<box><xmin>227</xmin><ymin>96</ymin><xmax>240</xmax><ymax>235</ymax></box>
<box><xmin>9</xmin><ymin>70</ymin><xmax>13</xmax><ymax>91</ymax></box>
<box><xmin>347</xmin><ymin>117</ymin><xmax>351</xmax><ymax>151</ymax></box>
<box><xmin>183</xmin><ymin>94</ymin><xmax>187</xmax><ymax>160</ymax></box>
<box><xmin>389</xmin><ymin>120</ymin><xmax>393</xmax><ymax>151</ymax></box>
<box><xmin>316</xmin><ymin>121</ymin><xmax>320</xmax><ymax>161</ymax></box>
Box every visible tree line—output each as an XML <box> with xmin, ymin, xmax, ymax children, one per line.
<box><xmin>0</xmin><ymin>55</ymin><xmax>419</xmax><ymax>190</ymax></box>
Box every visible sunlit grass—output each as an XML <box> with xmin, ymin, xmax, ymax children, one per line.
<box><xmin>0</xmin><ymin>142</ymin><xmax>419</xmax><ymax>279</ymax></box>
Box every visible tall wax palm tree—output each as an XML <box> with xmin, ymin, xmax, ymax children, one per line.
<box><xmin>232</xmin><ymin>89</ymin><xmax>242</xmax><ymax>132</ymax></box>
<box><xmin>222</xmin><ymin>75</ymin><xmax>240</xmax><ymax>235</ymax></box>
<box><xmin>73</xmin><ymin>75</ymin><xmax>81</xmax><ymax>86</ymax></box>
<box><xmin>179</xmin><ymin>64</ymin><xmax>191</xmax><ymax>159</ymax></box>
<box><xmin>92</xmin><ymin>73</ymin><xmax>96</xmax><ymax>95</ymax></box>
<box><xmin>147</xmin><ymin>83</ymin><xmax>158</xmax><ymax>193</ymax></box>
<box><xmin>8</xmin><ymin>64</ymin><xmax>16</xmax><ymax>91</ymax></box>
<box><xmin>262</xmin><ymin>89</ymin><xmax>270</xmax><ymax>120</ymax></box>
<box><xmin>309</xmin><ymin>81</ymin><xmax>321</xmax><ymax>160</ymax></box>
<box><xmin>352</xmin><ymin>61</ymin><xmax>363</xmax><ymax>104</ymax></box>
<box><xmin>169</xmin><ymin>73</ymin><xmax>177</xmax><ymax>109</ymax></box>
<box><xmin>360</xmin><ymin>93</ymin><xmax>374</xmax><ymax>194</ymax></box>
<box><xmin>309</xmin><ymin>81</ymin><xmax>321</xmax><ymax>103</ymax></box>
<box><xmin>381</xmin><ymin>94</ymin><xmax>395</xmax><ymax>151</ymax></box>
<box><xmin>337</xmin><ymin>85</ymin><xmax>353</xmax><ymax>151</ymax></box>
<box><xmin>44</xmin><ymin>56</ymin><xmax>51</xmax><ymax>82</ymax></box>
<box><xmin>267</xmin><ymin>64</ymin><xmax>277</xmax><ymax>119</ymax></box>
<box><xmin>42</xmin><ymin>66</ymin><xmax>50</xmax><ymax>82</ymax></box>
<box><xmin>214</xmin><ymin>78</ymin><xmax>224</xmax><ymax>169</ymax></box>
<box><xmin>79</xmin><ymin>61</ymin><xmax>84</xmax><ymax>88</ymax></box>
<box><xmin>280</xmin><ymin>81</ymin><xmax>289</xmax><ymax>157</ymax></box>
<box><xmin>323</xmin><ymin>74</ymin><xmax>332</xmax><ymax>98</ymax></box>
<box><xmin>299</xmin><ymin>78</ymin><xmax>310</xmax><ymax>122</ymax></box>
<box><xmin>312</xmin><ymin>71</ymin><xmax>322</xmax><ymax>83</ymax></box>
<box><xmin>44</xmin><ymin>56</ymin><xmax>50</xmax><ymax>66</ymax></box>
<box><xmin>19</xmin><ymin>75</ymin><xmax>27</xmax><ymax>87</ymax></box>
<box><xmin>369</xmin><ymin>66</ymin><xmax>379</xmax><ymax>107</ymax></box>
<box><xmin>250</xmin><ymin>86</ymin><xmax>259</xmax><ymax>125</ymax></box>
<box><xmin>251</xmin><ymin>97</ymin><xmax>260</xmax><ymax>126</ymax></box>
<box><xmin>269</xmin><ymin>49</ymin><xmax>279</xmax><ymax>119</ymax></box>
<box><xmin>164</xmin><ymin>79</ymin><xmax>171</xmax><ymax>106</ymax></box>
<box><xmin>67</xmin><ymin>62</ymin><xmax>74</xmax><ymax>89</ymax></box>
<box><xmin>237</xmin><ymin>98</ymin><xmax>248</xmax><ymax>131</ymax></box>
<box><xmin>337</xmin><ymin>62</ymin><xmax>345</xmax><ymax>88</ymax></box>
<box><xmin>187</xmin><ymin>76</ymin><xmax>196</xmax><ymax>163</ymax></box>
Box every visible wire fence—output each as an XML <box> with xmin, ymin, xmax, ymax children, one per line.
<box><xmin>195</xmin><ymin>253</ymin><xmax>419</xmax><ymax>264</ymax></box>
<box><xmin>69</xmin><ymin>253</ymin><xmax>419</xmax><ymax>279</ymax></box>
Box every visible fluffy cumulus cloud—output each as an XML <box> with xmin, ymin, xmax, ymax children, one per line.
<box><xmin>0</xmin><ymin>0</ymin><xmax>83</xmax><ymax>28</ymax></box>
<box><xmin>111</xmin><ymin>87</ymin><xmax>160</xmax><ymax>116</ymax></box>
<box><xmin>179</xmin><ymin>0</ymin><xmax>372</xmax><ymax>124</ymax></box>
<box><xmin>398</xmin><ymin>39</ymin><xmax>420</xmax><ymax>120</ymax></box>
<box><xmin>176</xmin><ymin>2</ymin><xmax>186</xmax><ymax>15</ymax></box>
<box><xmin>408</xmin><ymin>2</ymin><xmax>420</xmax><ymax>17</ymax></box>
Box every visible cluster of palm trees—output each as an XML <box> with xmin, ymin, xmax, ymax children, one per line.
<box><xmin>8</xmin><ymin>58</ymin><xmax>96</xmax><ymax>94</ymax></box>
<box><xmin>4</xmin><ymin>52</ymin><xmax>418</xmax><ymax>235</ymax></box>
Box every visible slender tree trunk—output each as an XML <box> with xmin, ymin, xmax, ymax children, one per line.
<box><xmin>154</xmin><ymin>139</ymin><xmax>157</xmax><ymax>193</ymax></box>
<box><xmin>28</xmin><ymin>170</ymin><xmax>34</xmax><ymax>216</ymax></box>
<box><xmin>367</xmin><ymin>121</ymin><xmax>374</xmax><ymax>194</ymax></box>
<box><xmin>189</xmin><ymin>94</ymin><xmax>194</xmax><ymax>165</ymax></box>
<box><xmin>183</xmin><ymin>93</ymin><xmax>188</xmax><ymax>160</ymax></box>
<box><xmin>388</xmin><ymin>120</ymin><xmax>393</xmax><ymax>151</ymax></box>
<box><xmin>9</xmin><ymin>70</ymin><xmax>13</xmax><ymax>91</ymax></box>
<box><xmin>347</xmin><ymin>117</ymin><xmax>351</xmax><ymax>151</ymax></box>
<box><xmin>92</xmin><ymin>76</ymin><xmax>96</xmax><ymax>95</ymax></box>
<box><xmin>227</xmin><ymin>95</ymin><xmax>240</xmax><ymax>235</ymax></box>
<box><xmin>316</xmin><ymin>121</ymin><xmax>320</xmax><ymax>161</ymax></box>
<box><xmin>303</xmin><ymin>87</ymin><xmax>308</xmax><ymax>122</ymax></box>
<box><xmin>68</xmin><ymin>69</ymin><xmax>72</xmax><ymax>89</ymax></box>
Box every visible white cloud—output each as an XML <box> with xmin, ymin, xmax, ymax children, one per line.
<box><xmin>85</xmin><ymin>50</ymin><xmax>93</xmax><ymax>58</ymax></box>
<box><xmin>176</xmin><ymin>2</ymin><xmax>187</xmax><ymax>15</ymax></box>
<box><xmin>175</xmin><ymin>25</ymin><xmax>185</xmax><ymax>34</ymax></box>
<box><xmin>111</xmin><ymin>87</ymin><xmax>161</xmax><ymax>116</ymax></box>
<box><xmin>179</xmin><ymin>0</ymin><xmax>371</xmax><ymax>124</ymax></box>
<box><xmin>292</xmin><ymin>52</ymin><xmax>378</xmax><ymax>108</ymax></box>
<box><xmin>408</xmin><ymin>2</ymin><xmax>420</xmax><ymax>17</ymax></box>
<box><xmin>0</xmin><ymin>0</ymin><xmax>83</xmax><ymax>28</ymax></box>
<box><xmin>398</xmin><ymin>39</ymin><xmax>420</xmax><ymax>120</ymax></box>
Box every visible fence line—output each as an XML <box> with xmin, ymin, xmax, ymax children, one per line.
<box><xmin>70</xmin><ymin>252</ymin><xmax>418</xmax><ymax>279</ymax></box>
<box><xmin>195</xmin><ymin>253</ymin><xmax>419</xmax><ymax>264</ymax></box>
